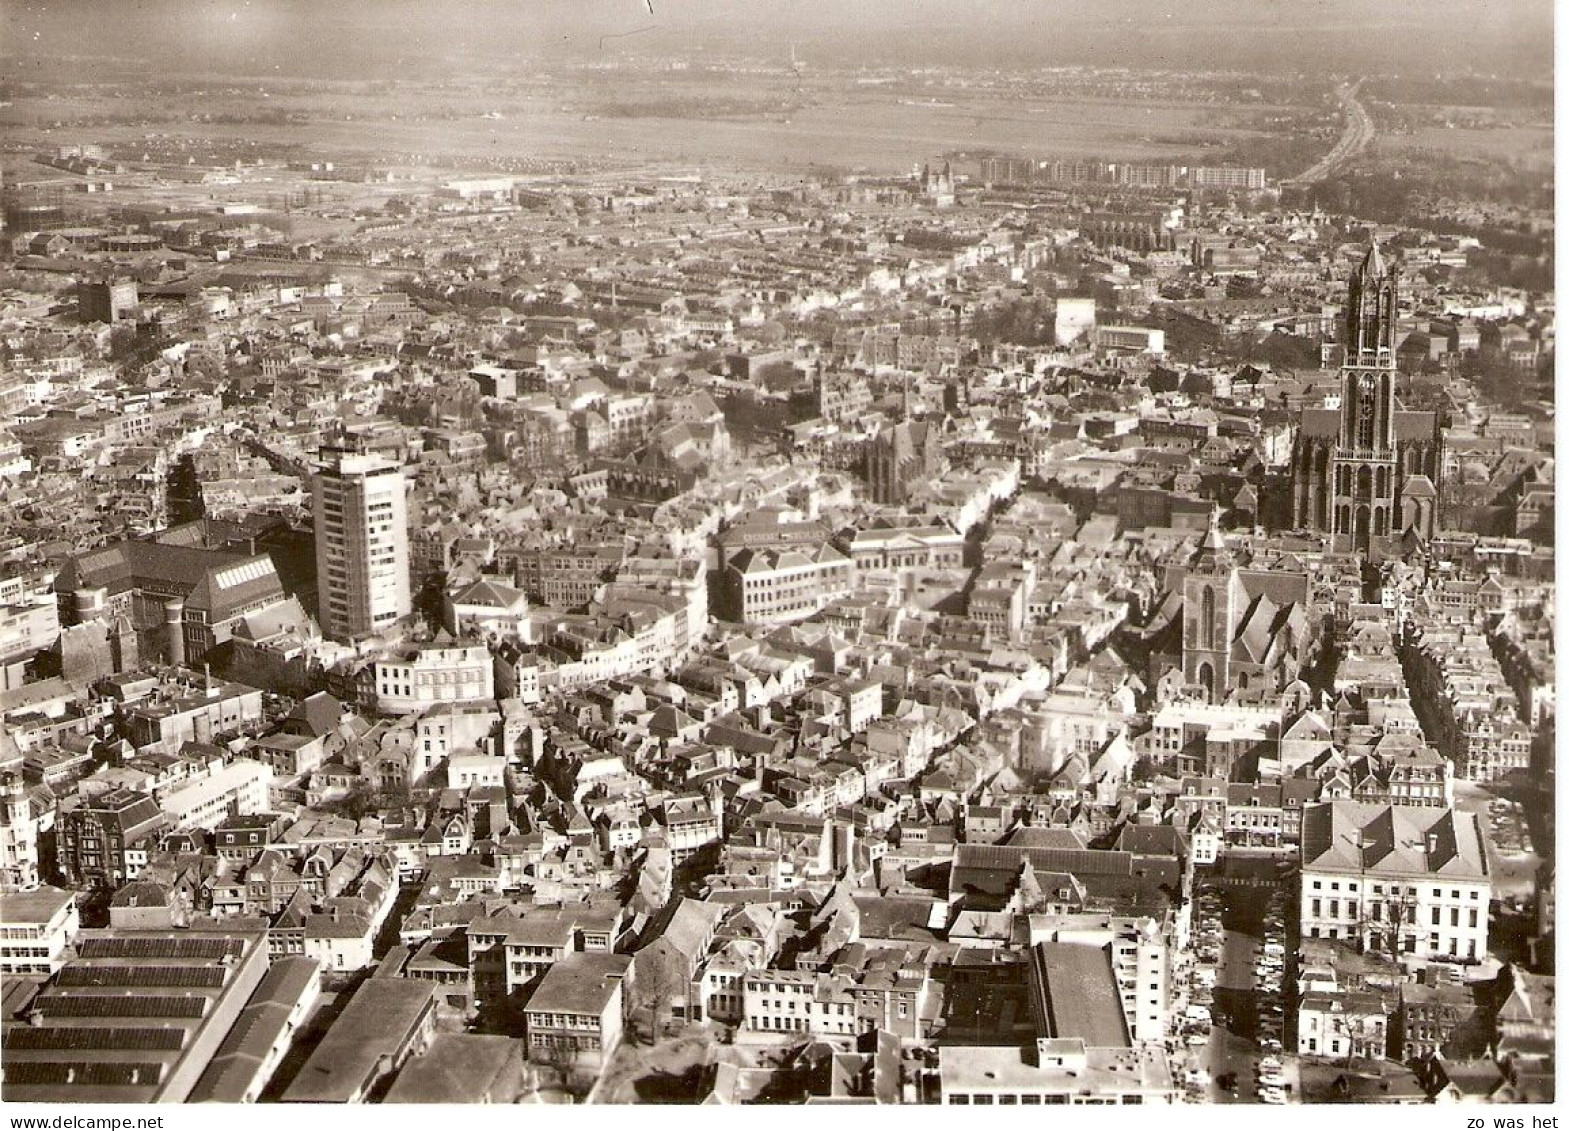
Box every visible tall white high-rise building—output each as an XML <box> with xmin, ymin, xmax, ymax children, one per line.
<box><xmin>312</xmin><ymin>450</ymin><xmax>411</xmax><ymax>641</ymax></box>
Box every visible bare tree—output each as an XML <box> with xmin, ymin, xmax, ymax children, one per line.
<box><xmin>628</xmin><ymin>944</ymin><xmax>687</xmax><ymax>1043</ymax></box>
<box><xmin>537</xmin><ymin>1040</ymin><xmax>595</xmax><ymax>1100</ymax></box>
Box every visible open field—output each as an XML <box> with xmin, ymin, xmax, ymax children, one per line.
<box><xmin>2</xmin><ymin>87</ymin><xmax>1292</xmax><ymax>175</ymax></box>
<box><xmin>1375</xmin><ymin>125</ymin><xmax>1553</xmax><ymax>169</ymax></box>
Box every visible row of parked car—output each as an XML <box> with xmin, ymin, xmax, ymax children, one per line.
<box><xmin>1183</xmin><ymin>889</ymin><xmax>1226</xmax><ymax>1056</ymax></box>
<box><xmin>1488</xmin><ymin>797</ymin><xmax>1534</xmax><ymax>855</ymax></box>
<box><xmin>1253</xmin><ymin>890</ymin><xmax>1292</xmax><ymax>1104</ymax></box>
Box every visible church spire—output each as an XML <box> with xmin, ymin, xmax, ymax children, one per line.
<box><xmin>1363</xmin><ymin>239</ymin><xmax>1385</xmax><ymax>278</ymax></box>
<box><xmin>1204</xmin><ymin>503</ymin><xmax>1225</xmax><ymax>550</ymax></box>
<box><xmin>1193</xmin><ymin>505</ymin><xmax>1233</xmax><ymax>572</ymax></box>
<box><xmin>1346</xmin><ymin>240</ymin><xmax>1398</xmax><ymax>363</ymax></box>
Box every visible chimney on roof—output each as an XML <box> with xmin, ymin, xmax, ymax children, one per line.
<box><xmin>163</xmin><ymin>596</ymin><xmax>186</xmax><ymax>667</ymax></box>
<box><xmin>1426</xmin><ymin>832</ymin><xmax>1438</xmax><ymax>856</ymax></box>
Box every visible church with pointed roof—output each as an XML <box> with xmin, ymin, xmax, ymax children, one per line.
<box><xmin>1290</xmin><ymin>245</ymin><xmax>1445</xmax><ymax>559</ymax></box>
<box><xmin>1164</xmin><ymin>511</ymin><xmax>1315</xmax><ymax>704</ymax></box>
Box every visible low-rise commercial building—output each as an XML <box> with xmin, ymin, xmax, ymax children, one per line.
<box><xmin>158</xmin><ymin>760</ymin><xmax>273</xmax><ymax>832</ymax></box>
<box><xmin>283</xmin><ymin>977</ymin><xmax>437</xmax><ymax>1103</ymax></box>
<box><xmin>374</xmin><ymin>642</ymin><xmax>494</xmax><ymax>715</ymax></box>
<box><xmin>522</xmin><ymin>951</ymin><xmax>630</xmax><ymax>1069</ymax></box>
<box><xmin>715</xmin><ymin>543</ymin><xmax>855</xmax><ymax>627</ymax></box>
<box><xmin>0</xmin><ymin>886</ymin><xmax>79</xmax><ymax>976</ymax></box>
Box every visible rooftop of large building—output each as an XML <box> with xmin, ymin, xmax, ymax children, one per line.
<box><xmin>521</xmin><ymin>951</ymin><xmax>630</xmax><ymax>1017</ymax></box>
<box><xmin>937</xmin><ymin>1041</ymin><xmax>1173</xmax><ymax>1099</ymax></box>
<box><xmin>383</xmin><ymin>1033</ymin><xmax>522</xmax><ymax>1104</ymax></box>
<box><xmin>57</xmin><ymin>538</ymin><xmax>284</xmax><ymax>622</ymax></box>
<box><xmin>1032</xmin><ymin>941</ymin><xmax>1130</xmax><ymax>1049</ymax></box>
<box><xmin>186</xmin><ymin>956</ymin><xmax>320</xmax><ymax>1103</ymax></box>
<box><xmin>282</xmin><ymin>976</ymin><xmax>435</xmax><ymax>1103</ymax></box>
<box><xmin>1</xmin><ymin>928</ymin><xmax>269</xmax><ymax>1104</ymax></box>
<box><xmin>1300</xmin><ymin>800</ymin><xmax>1489</xmax><ymax>881</ymax></box>
<box><xmin>0</xmin><ymin>886</ymin><xmax>76</xmax><ymax>926</ymax></box>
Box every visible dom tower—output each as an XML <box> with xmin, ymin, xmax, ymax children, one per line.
<box><xmin>1291</xmin><ymin>245</ymin><xmax>1443</xmax><ymax>559</ymax></box>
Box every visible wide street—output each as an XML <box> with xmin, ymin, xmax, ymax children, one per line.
<box><xmin>1454</xmin><ymin>780</ymin><xmax>1543</xmax><ymax>901</ymax></box>
<box><xmin>1282</xmin><ymin>79</ymin><xmax>1375</xmax><ymax>185</ymax></box>
<box><xmin>1205</xmin><ymin>925</ymin><xmax>1262</xmax><ymax>1102</ymax></box>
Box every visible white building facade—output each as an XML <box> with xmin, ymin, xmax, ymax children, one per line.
<box><xmin>313</xmin><ymin>451</ymin><xmax>412</xmax><ymax>641</ymax></box>
<box><xmin>1298</xmin><ymin>801</ymin><xmax>1490</xmax><ymax>964</ymax></box>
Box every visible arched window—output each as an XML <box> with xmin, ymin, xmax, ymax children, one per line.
<box><xmin>1357</xmin><ymin>383</ymin><xmax>1377</xmax><ymax>448</ymax></box>
<box><xmin>1201</xmin><ymin>586</ymin><xmax>1216</xmax><ymax>651</ymax></box>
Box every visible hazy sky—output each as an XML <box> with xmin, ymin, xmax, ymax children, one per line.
<box><xmin>4</xmin><ymin>0</ymin><xmax>1554</xmax><ymax>78</ymax></box>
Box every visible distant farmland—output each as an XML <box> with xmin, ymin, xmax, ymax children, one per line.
<box><xmin>2</xmin><ymin>87</ymin><xmax>1294</xmax><ymax>175</ymax></box>
<box><xmin>1375</xmin><ymin>124</ymin><xmax>1553</xmax><ymax>171</ymax></box>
